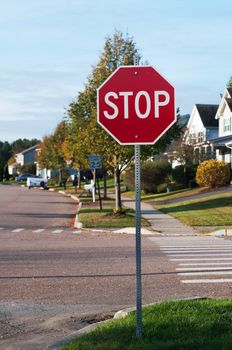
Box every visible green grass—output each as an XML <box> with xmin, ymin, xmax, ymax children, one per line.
<box><xmin>124</xmin><ymin>187</ymin><xmax>206</xmax><ymax>202</ymax></box>
<box><xmin>155</xmin><ymin>192</ymin><xmax>232</xmax><ymax>226</ymax></box>
<box><xmin>61</xmin><ymin>299</ymin><xmax>232</xmax><ymax>350</ymax></box>
<box><xmin>79</xmin><ymin>197</ymin><xmax>149</xmax><ymax>228</ymax></box>
<box><xmin>98</xmin><ymin>177</ymin><xmax>115</xmax><ymax>189</ymax></box>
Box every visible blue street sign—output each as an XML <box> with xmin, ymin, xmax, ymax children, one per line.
<box><xmin>88</xmin><ymin>154</ymin><xmax>102</xmax><ymax>170</ymax></box>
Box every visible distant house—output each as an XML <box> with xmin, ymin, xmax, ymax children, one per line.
<box><xmin>8</xmin><ymin>144</ymin><xmax>39</xmax><ymax>175</ymax></box>
<box><xmin>184</xmin><ymin>104</ymin><xmax>219</xmax><ymax>163</ymax></box>
<box><xmin>35</xmin><ymin>148</ymin><xmax>78</xmax><ymax>180</ymax></box>
<box><xmin>210</xmin><ymin>88</ymin><xmax>232</xmax><ymax>167</ymax></box>
<box><xmin>165</xmin><ymin>114</ymin><xmax>190</xmax><ymax>167</ymax></box>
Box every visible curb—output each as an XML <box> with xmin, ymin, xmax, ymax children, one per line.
<box><xmin>74</xmin><ymin>202</ymin><xmax>83</xmax><ymax>229</ymax></box>
<box><xmin>47</xmin><ymin>296</ymin><xmax>208</xmax><ymax>350</ymax></box>
<box><xmin>46</xmin><ymin>319</ymin><xmax>109</xmax><ymax>350</ymax></box>
<box><xmin>53</xmin><ymin>190</ymin><xmax>83</xmax><ymax>229</ymax></box>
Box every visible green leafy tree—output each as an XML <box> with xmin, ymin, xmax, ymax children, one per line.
<box><xmin>227</xmin><ymin>76</ymin><xmax>232</xmax><ymax>88</ymax></box>
<box><xmin>11</xmin><ymin>138</ymin><xmax>39</xmax><ymax>153</ymax></box>
<box><xmin>4</xmin><ymin>164</ymin><xmax>10</xmax><ymax>180</ymax></box>
<box><xmin>66</xmin><ymin>31</ymin><xmax>182</xmax><ymax>211</ymax></box>
<box><xmin>0</xmin><ymin>141</ymin><xmax>12</xmax><ymax>181</ymax></box>
<box><xmin>37</xmin><ymin>122</ymin><xmax>67</xmax><ymax>182</ymax></box>
<box><xmin>0</xmin><ymin>155</ymin><xmax>4</xmax><ymax>181</ymax></box>
<box><xmin>20</xmin><ymin>163</ymin><xmax>36</xmax><ymax>175</ymax></box>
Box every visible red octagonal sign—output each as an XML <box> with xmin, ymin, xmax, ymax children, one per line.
<box><xmin>97</xmin><ymin>66</ymin><xmax>175</xmax><ymax>145</ymax></box>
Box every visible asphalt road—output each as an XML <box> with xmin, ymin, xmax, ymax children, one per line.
<box><xmin>0</xmin><ymin>227</ymin><xmax>178</xmax><ymax>350</ymax></box>
<box><xmin>0</xmin><ymin>185</ymin><xmax>77</xmax><ymax>229</ymax></box>
<box><xmin>1</xmin><ymin>185</ymin><xmax>232</xmax><ymax>349</ymax></box>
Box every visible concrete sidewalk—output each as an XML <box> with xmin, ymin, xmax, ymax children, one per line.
<box><xmin>122</xmin><ymin>196</ymin><xmax>198</xmax><ymax>236</ymax></box>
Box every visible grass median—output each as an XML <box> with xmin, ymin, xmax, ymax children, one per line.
<box><xmin>79</xmin><ymin>196</ymin><xmax>150</xmax><ymax>228</ymax></box>
<box><xmin>61</xmin><ymin>299</ymin><xmax>232</xmax><ymax>350</ymax></box>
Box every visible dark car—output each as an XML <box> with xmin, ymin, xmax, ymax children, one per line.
<box><xmin>16</xmin><ymin>173</ymin><xmax>39</xmax><ymax>182</ymax></box>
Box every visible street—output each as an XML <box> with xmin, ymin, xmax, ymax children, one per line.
<box><xmin>1</xmin><ymin>186</ymin><xmax>232</xmax><ymax>349</ymax></box>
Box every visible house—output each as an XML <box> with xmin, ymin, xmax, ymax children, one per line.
<box><xmin>184</xmin><ymin>104</ymin><xmax>219</xmax><ymax>163</ymax></box>
<box><xmin>210</xmin><ymin>88</ymin><xmax>232</xmax><ymax>167</ymax></box>
<box><xmin>8</xmin><ymin>144</ymin><xmax>39</xmax><ymax>175</ymax></box>
<box><xmin>165</xmin><ymin>114</ymin><xmax>190</xmax><ymax>167</ymax></box>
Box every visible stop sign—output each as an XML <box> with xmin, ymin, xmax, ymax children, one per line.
<box><xmin>97</xmin><ymin>66</ymin><xmax>175</xmax><ymax>145</ymax></box>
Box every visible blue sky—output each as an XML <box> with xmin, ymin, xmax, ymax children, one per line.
<box><xmin>0</xmin><ymin>0</ymin><xmax>231</xmax><ymax>142</ymax></box>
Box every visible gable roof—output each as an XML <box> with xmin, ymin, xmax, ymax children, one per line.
<box><xmin>16</xmin><ymin>144</ymin><xmax>39</xmax><ymax>156</ymax></box>
<box><xmin>225</xmin><ymin>97</ymin><xmax>232</xmax><ymax>111</ymax></box>
<box><xmin>227</xmin><ymin>88</ymin><xmax>232</xmax><ymax>98</ymax></box>
<box><xmin>195</xmin><ymin>104</ymin><xmax>219</xmax><ymax>127</ymax></box>
<box><xmin>216</xmin><ymin>88</ymin><xmax>232</xmax><ymax>118</ymax></box>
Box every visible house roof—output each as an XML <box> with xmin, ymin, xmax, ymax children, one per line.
<box><xmin>210</xmin><ymin>134</ymin><xmax>232</xmax><ymax>147</ymax></box>
<box><xmin>195</xmin><ymin>104</ymin><xmax>219</xmax><ymax>127</ymax></box>
<box><xmin>225</xmin><ymin>97</ymin><xmax>232</xmax><ymax>112</ymax></box>
<box><xmin>16</xmin><ymin>144</ymin><xmax>39</xmax><ymax>155</ymax></box>
<box><xmin>227</xmin><ymin>88</ymin><xmax>232</xmax><ymax>98</ymax></box>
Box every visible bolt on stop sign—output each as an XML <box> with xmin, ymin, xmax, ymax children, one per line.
<box><xmin>97</xmin><ymin>66</ymin><xmax>175</xmax><ymax>145</ymax></box>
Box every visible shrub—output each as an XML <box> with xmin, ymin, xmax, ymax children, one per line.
<box><xmin>196</xmin><ymin>159</ymin><xmax>230</xmax><ymax>188</ymax></box>
<box><xmin>123</xmin><ymin>167</ymin><xmax>135</xmax><ymax>191</ymax></box>
<box><xmin>171</xmin><ymin>165</ymin><xmax>197</xmax><ymax>187</ymax></box>
<box><xmin>124</xmin><ymin>159</ymin><xmax>172</xmax><ymax>193</ymax></box>
<box><xmin>141</xmin><ymin>159</ymin><xmax>172</xmax><ymax>194</ymax></box>
<box><xmin>20</xmin><ymin>163</ymin><xmax>36</xmax><ymax>174</ymax></box>
<box><xmin>157</xmin><ymin>183</ymin><xmax>168</xmax><ymax>193</ymax></box>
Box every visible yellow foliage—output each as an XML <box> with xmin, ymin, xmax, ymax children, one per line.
<box><xmin>196</xmin><ymin>159</ymin><xmax>230</xmax><ymax>188</ymax></box>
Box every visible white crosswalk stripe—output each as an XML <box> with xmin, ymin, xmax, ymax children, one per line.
<box><xmin>150</xmin><ymin>236</ymin><xmax>232</xmax><ymax>284</ymax></box>
<box><xmin>0</xmin><ymin>227</ymin><xmax>79</xmax><ymax>234</ymax></box>
<box><xmin>182</xmin><ymin>279</ymin><xmax>232</xmax><ymax>284</ymax></box>
<box><xmin>168</xmin><ymin>253</ymin><xmax>232</xmax><ymax>257</ymax></box>
<box><xmin>177</xmin><ymin>266</ymin><xmax>232</xmax><ymax>271</ymax></box>
<box><xmin>179</xmin><ymin>262</ymin><xmax>232</xmax><ymax>266</ymax></box>
<box><xmin>171</xmin><ymin>257</ymin><xmax>232</xmax><ymax>261</ymax></box>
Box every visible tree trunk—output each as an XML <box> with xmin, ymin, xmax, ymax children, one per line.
<box><xmin>77</xmin><ymin>167</ymin><xmax>81</xmax><ymax>189</ymax></box>
<box><xmin>58</xmin><ymin>169</ymin><xmax>62</xmax><ymax>185</ymax></box>
<box><xmin>114</xmin><ymin>166</ymin><xmax>122</xmax><ymax>212</ymax></box>
<box><xmin>103</xmin><ymin>169</ymin><xmax>107</xmax><ymax>199</ymax></box>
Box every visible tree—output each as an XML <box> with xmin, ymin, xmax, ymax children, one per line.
<box><xmin>4</xmin><ymin>164</ymin><xmax>10</xmax><ymax>180</ymax></box>
<box><xmin>0</xmin><ymin>141</ymin><xmax>12</xmax><ymax>181</ymax></box>
<box><xmin>11</xmin><ymin>138</ymin><xmax>39</xmax><ymax>153</ymax></box>
<box><xmin>37</xmin><ymin>122</ymin><xmax>67</xmax><ymax>182</ymax></box>
<box><xmin>0</xmin><ymin>155</ymin><xmax>4</xmax><ymax>181</ymax></box>
<box><xmin>66</xmin><ymin>30</ymin><xmax>182</xmax><ymax>211</ymax></box>
<box><xmin>227</xmin><ymin>76</ymin><xmax>232</xmax><ymax>88</ymax></box>
<box><xmin>20</xmin><ymin>163</ymin><xmax>36</xmax><ymax>175</ymax></box>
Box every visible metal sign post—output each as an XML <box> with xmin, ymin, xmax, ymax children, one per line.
<box><xmin>88</xmin><ymin>154</ymin><xmax>102</xmax><ymax>205</ymax></box>
<box><xmin>97</xmin><ymin>61</ymin><xmax>175</xmax><ymax>340</ymax></box>
<box><xmin>135</xmin><ymin>144</ymin><xmax>142</xmax><ymax>337</ymax></box>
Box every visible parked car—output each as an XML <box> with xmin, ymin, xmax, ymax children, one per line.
<box><xmin>27</xmin><ymin>177</ymin><xmax>48</xmax><ymax>189</ymax></box>
<box><xmin>16</xmin><ymin>173</ymin><xmax>39</xmax><ymax>182</ymax></box>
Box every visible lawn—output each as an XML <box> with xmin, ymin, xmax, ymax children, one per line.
<box><xmin>61</xmin><ymin>299</ymin><xmax>232</xmax><ymax>350</ymax></box>
<box><xmin>154</xmin><ymin>192</ymin><xmax>232</xmax><ymax>226</ymax></box>
<box><xmin>79</xmin><ymin>196</ymin><xmax>150</xmax><ymax>228</ymax></box>
<box><xmin>124</xmin><ymin>187</ymin><xmax>208</xmax><ymax>202</ymax></box>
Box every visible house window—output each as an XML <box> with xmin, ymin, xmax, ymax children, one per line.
<box><xmin>197</xmin><ymin>132</ymin><xmax>204</xmax><ymax>143</ymax></box>
<box><xmin>190</xmin><ymin>133</ymin><xmax>196</xmax><ymax>144</ymax></box>
<box><xmin>224</xmin><ymin>118</ymin><xmax>231</xmax><ymax>132</ymax></box>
